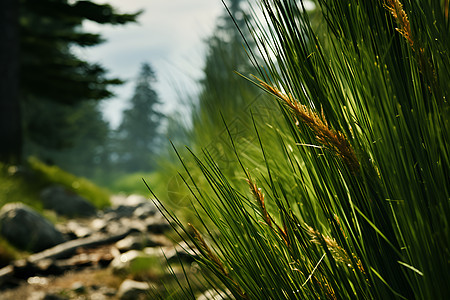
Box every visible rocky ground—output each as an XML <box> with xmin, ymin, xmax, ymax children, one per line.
<box><xmin>0</xmin><ymin>189</ymin><xmax>205</xmax><ymax>300</ymax></box>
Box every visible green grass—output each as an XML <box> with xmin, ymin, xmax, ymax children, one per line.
<box><xmin>102</xmin><ymin>172</ymin><xmax>161</xmax><ymax>196</ymax></box>
<box><xmin>27</xmin><ymin>156</ymin><xmax>110</xmax><ymax>209</ymax></box>
<box><xmin>0</xmin><ymin>162</ymin><xmax>44</xmax><ymax>212</ymax></box>
<box><xmin>151</xmin><ymin>0</ymin><xmax>449</xmax><ymax>299</ymax></box>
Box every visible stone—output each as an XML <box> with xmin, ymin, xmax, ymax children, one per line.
<box><xmin>113</xmin><ymin>205</ymin><xmax>136</xmax><ymax>219</ymax></box>
<box><xmin>64</xmin><ymin>220</ymin><xmax>93</xmax><ymax>238</ymax></box>
<box><xmin>71</xmin><ymin>281</ymin><xmax>86</xmax><ymax>293</ymax></box>
<box><xmin>125</xmin><ymin>194</ymin><xmax>148</xmax><ymax>206</ymax></box>
<box><xmin>0</xmin><ymin>203</ymin><xmax>66</xmax><ymax>252</ymax></box>
<box><xmin>133</xmin><ymin>202</ymin><xmax>157</xmax><ymax>219</ymax></box>
<box><xmin>43</xmin><ymin>293</ymin><xmax>69</xmax><ymax>300</ymax></box>
<box><xmin>110</xmin><ymin>250</ymin><xmax>141</xmax><ymax>274</ymax></box>
<box><xmin>165</xmin><ymin>242</ymin><xmax>200</xmax><ymax>264</ymax></box>
<box><xmin>115</xmin><ymin>235</ymin><xmax>145</xmax><ymax>252</ymax></box>
<box><xmin>116</xmin><ymin>233</ymin><xmax>171</xmax><ymax>253</ymax></box>
<box><xmin>117</xmin><ymin>279</ymin><xmax>153</xmax><ymax>300</ymax></box>
<box><xmin>40</xmin><ymin>185</ymin><xmax>96</xmax><ymax>217</ymax></box>
<box><xmin>90</xmin><ymin>218</ymin><xmax>108</xmax><ymax>231</ymax></box>
<box><xmin>145</xmin><ymin>217</ymin><xmax>171</xmax><ymax>234</ymax></box>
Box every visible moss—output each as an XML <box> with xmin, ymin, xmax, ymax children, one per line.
<box><xmin>27</xmin><ymin>157</ymin><xmax>110</xmax><ymax>209</ymax></box>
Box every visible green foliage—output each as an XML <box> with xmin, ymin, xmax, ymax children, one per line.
<box><xmin>24</xmin><ymin>100</ymin><xmax>111</xmax><ymax>178</ymax></box>
<box><xmin>191</xmin><ymin>0</ymin><xmax>259</xmax><ymax>150</ymax></box>
<box><xmin>0</xmin><ymin>237</ymin><xmax>18</xmax><ymax>268</ymax></box>
<box><xmin>0</xmin><ymin>162</ymin><xmax>44</xmax><ymax>211</ymax></box>
<box><xmin>114</xmin><ymin>63</ymin><xmax>165</xmax><ymax>172</ymax></box>
<box><xmin>153</xmin><ymin>0</ymin><xmax>449</xmax><ymax>299</ymax></box>
<box><xmin>27</xmin><ymin>157</ymin><xmax>110</xmax><ymax>209</ymax></box>
<box><xmin>18</xmin><ymin>0</ymin><xmax>140</xmax><ymax>169</ymax></box>
<box><xmin>20</xmin><ymin>0</ymin><xmax>140</xmax><ymax>104</ymax></box>
<box><xmin>156</xmin><ymin>0</ymin><xmax>277</xmax><ymax>215</ymax></box>
<box><xmin>101</xmin><ymin>172</ymin><xmax>161</xmax><ymax>196</ymax></box>
<box><xmin>0</xmin><ymin>158</ymin><xmax>111</xmax><ymax>264</ymax></box>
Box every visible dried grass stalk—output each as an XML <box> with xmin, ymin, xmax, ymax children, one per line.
<box><xmin>246</xmin><ymin>173</ymin><xmax>290</xmax><ymax>246</ymax></box>
<box><xmin>246</xmin><ymin>174</ymin><xmax>272</xmax><ymax>227</ymax></box>
<box><xmin>188</xmin><ymin>223</ymin><xmax>229</xmax><ymax>276</ymax></box>
<box><xmin>188</xmin><ymin>223</ymin><xmax>248</xmax><ymax>299</ymax></box>
<box><xmin>255</xmin><ymin>77</ymin><xmax>360</xmax><ymax>173</ymax></box>
<box><xmin>306</xmin><ymin>224</ymin><xmax>365</xmax><ymax>274</ymax></box>
<box><xmin>384</xmin><ymin>0</ymin><xmax>437</xmax><ymax>90</ymax></box>
<box><xmin>384</xmin><ymin>0</ymin><xmax>414</xmax><ymax>47</ymax></box>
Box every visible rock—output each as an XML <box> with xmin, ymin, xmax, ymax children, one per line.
<box><xmin>43</xmin><ymin>293</ymin><xmax>69</xmax><ymax>300</ymax></box>
<box><xmin>165</xmin><ymin>242</ymin><xmax>200</xmax><ymax>264</ymax></box>
<box><xmin>90</xmin><ymin>218</ymin><xmax>108</xmax><ymax>232</ymax></box>
<box><xmin>117</xmin><ymin>279</ymin><xmax>153</xmax><ymax>300</ymax></box>
<box><xmin>110</xmin><ymin>250</ymin><xmax>141</xmax><ymax>274</ymax></box>
<box><xmin>116</xmin><ymin>234</ymin><xmax>172</xmax><ymax>253</ymax></box>
<box><xmin>27</xmin><ymin>228</ymin><xmax>136</xmax><ymax>263</ymax></box>
<box><xmin>125</xmin><ymin>194</ymin><xmax>148</xmax><ymax>206</ymax></box>
<box><xmin>115</xmin><ymin>235</ymin><xmax>145</xmax><ymax>252</ymax></box>
<box><xmin>71</xmin><ymin>281</ymin><xmax>86</xmax><ymax>293</ymax></box>
<box><xmin>133</xmin><ymin>202</ymin><xmax>157</xmax><ymax>219</ymax></box>
<box><xmin>63</xmin><ymin>220</ymin><xmax>93</xmax><ymax>238</ymax></box>
<box><xmin>146</xmin><ymin>217</ymin><xmax>171</xmax><ymax>234</ymax></box>
<box><xmin>113</xmin><ymin>205</ymin><xmax>136</xmax><ymax>219</ymax></box>
<box><xmin>109</xmin><ymin>194</ymin><xmax>128</xmax><ymax>207</ymax></box>
<box><xmin>40</xmin><ymin>185</ymin><xmax>96</xmax><ymax>217</ymax></box>
<box><xmin>0</xmin><ymin>203</ymin><xmax>66</xmax><ymax>252</ymax></box>
<box><xmin>119</xmin><ymin>218</ymin><xmax>147</xmax><ymax>233</ymax></box>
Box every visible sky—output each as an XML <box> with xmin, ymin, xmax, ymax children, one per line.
<box><xmin>79</xmin><ymin>0</ymin><xmax>225</xmax><ymax>128</ymax></box>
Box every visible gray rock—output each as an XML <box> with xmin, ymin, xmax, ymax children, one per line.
<box><xmin>125</xmin><ymin>194</ymin><xmax>148</xmax><ymax>206</ymax></box>
<box><xmin>117</xmin><ymin>279</ymin><xmax>153</xmax><ymax>300</ymax></box>
<box><xmin>110</xmin><ymin>250</ymin><xmax>141</xmax><ymax>274</ymax></box>
<box><xmin>90</xmin><ymin>218</ymin><xmax>108</xmax><ymax>232</ymax></box>
<box><xmin>164</xmin><ymin>242</ymin><xmax>200</xmax><ymax>264</ymax></box>
<box><xmin>64</xmin><ymin>220</ymin><xmax>93</xmax><ymax>238</ymax></box>
<box><xmin>116</xmin><ymin>233</ymin><xmax>172</xmax><ymax>252</ymax></box>
<box><xmin>113</xmin><ymin>205</ymin><xmax>136</xmax><ymax>219</ymax></box>
<box><xmin>40</xmin><ymin>185</ymin><xmax>96</xmax><ymax>217</ymax></box>
<box><xmin>133</xmin><ymin>202</ymin><xmax>157</xmax><ymax>219</ymax></box>
<box><xmin>115</xmin><ymin>235</ymin><xmax>145</xmax><ymax>252</ymax></box>
<box><xmin>0</xmin><ymin>203</ymin><xmax>66</xmax><ymax>252</ymax></box>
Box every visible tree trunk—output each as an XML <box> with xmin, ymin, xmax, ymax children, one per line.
<box><xmin>0</xmin><ymin>0</ymin><xmax>21</xmax><ymax>164</ymax></box>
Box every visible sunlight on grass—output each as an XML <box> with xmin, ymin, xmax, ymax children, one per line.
<box><xmin>150</xmin><ymin>0</ymin><xmax>449</xmax><ymax>299</ymax></box>
<box><xmin>28</xmin><ymin>157</ymin><xmax>110</xmax><ymax>209</ymax></box>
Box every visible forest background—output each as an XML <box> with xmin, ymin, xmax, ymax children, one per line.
<box><xmin>0</xmin><ymin>0</ymin><xmax>249</xmax><ymax>196</ymax></box>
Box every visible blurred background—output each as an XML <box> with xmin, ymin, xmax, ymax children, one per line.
<box><xmin>1</xmin><ymin>0</ymin><xmax>262</xmax><ymax>198</ymax></box>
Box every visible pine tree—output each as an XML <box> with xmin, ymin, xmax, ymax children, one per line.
<box><xmin>0</xmin><ymin>0</ymin><xmax>140</xmax><ymax>164</ymax></box>
<box><xmin>115</xmin><ymin>63</ymin><xmax>165</xmax><ymax>172</ymax></box>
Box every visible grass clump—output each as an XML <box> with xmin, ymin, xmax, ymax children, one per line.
<box><xmin>27</xmin><ymin>156</ymin><xmax>110</xmax><ymax>209</ymax></box>
<box><xmin>150</xmin><ymin>0</ymin><xmax>449</xmax><ymax>299</ymax></box>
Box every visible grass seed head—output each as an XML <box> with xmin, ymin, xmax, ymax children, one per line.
<box><xmin>255</xmin><ymin>77</ymin><xmax>360</xmax><ymax>173</ymax></box>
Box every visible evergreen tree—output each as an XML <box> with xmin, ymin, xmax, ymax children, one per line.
<box><xmin>20</xmin><ymin>0</ymin><xmax>140</xmax><ymax>104</ymax></box>
<box><xmin>24</xmin><ymin>100</ymin><xmax>111</xmax><ymax>178</ymax></box>
<box><xmin>198</xmin><ymin>0</ymin><xmax>256</xmax><ymax>118</ymax></box>
<box><xmin>115</xmin><ymin>63</ymin><xmax>165</xmax><ymax>172</ymax></box>
<box><xmin>0</xmin><ymin>0</ymin><xmax>140</xmax><ymax>164</ymax></box>
<box><xmin>190</xmin><ymin>0</ymin><xmax>264</xmax><ymax>169</ymax></box>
